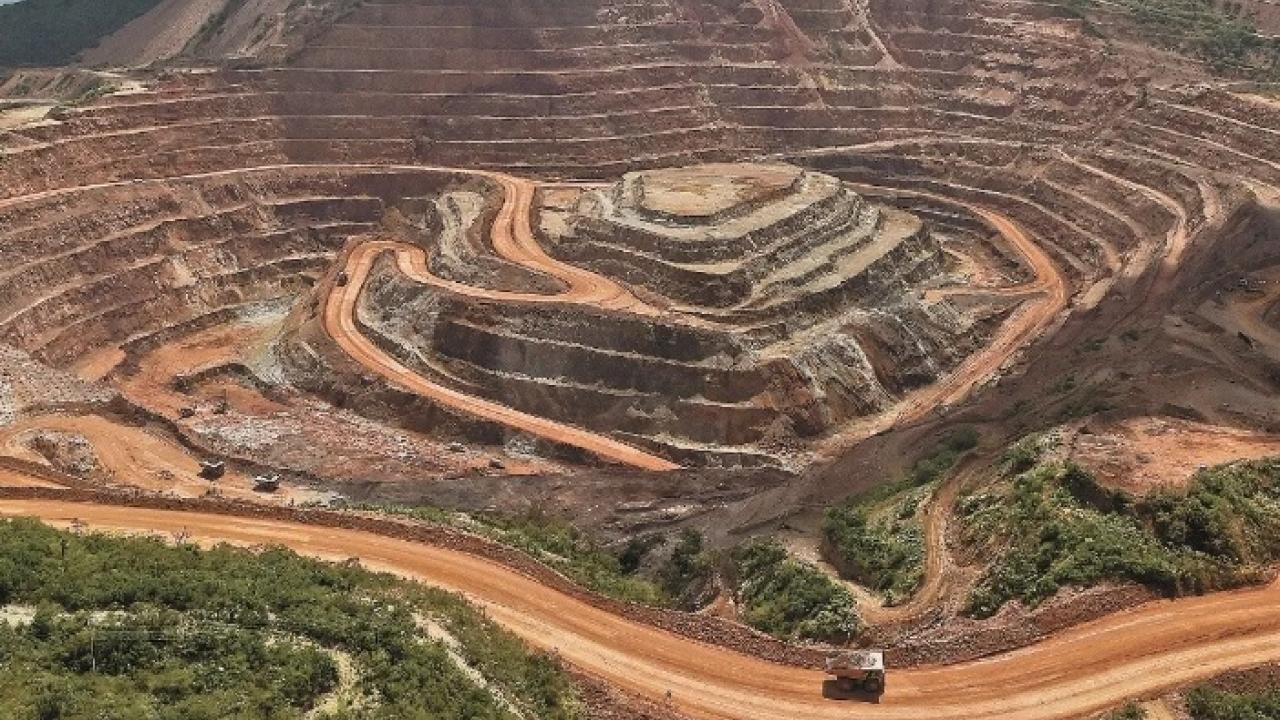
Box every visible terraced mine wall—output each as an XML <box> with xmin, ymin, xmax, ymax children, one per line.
<box><xmin>285</xmin><ymin>163</ymin><xmax>980</xmax><ymax>467</ymax></box>
<box><xmin>0</xmin><ymin>166</ymin><xmax>478</xmax><ymax>369</ymax></box>
<box><xmin>3</xmin><ymin>0</ymin><xmax>1279</xmax><ymax>468</ymax></box>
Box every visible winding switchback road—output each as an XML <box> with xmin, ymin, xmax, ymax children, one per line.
<box><xmin>323</xmin><ymin>166</ymin><xmax>683</xmax><ymax>471</ymax></box>
<box><xmin>326</xmin><ymin>172</ymin><xmax>1063</xmax><ymax>470</ymax></box>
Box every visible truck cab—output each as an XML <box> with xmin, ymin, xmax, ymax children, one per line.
<box><xmin>825</xmin><ymin>650</ymin><xmax>885</xmax><ymax>696</ymax></box>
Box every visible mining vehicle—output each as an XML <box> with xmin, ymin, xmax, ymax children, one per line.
<box><xmin>826</xmin><ymin>650</ymin><xmax>885</xmax><ymax>695</ymax></box>
<box><xmin>253</xmin><ymin>474</ymin><xmax>281</xmax><ymax>493</ymax></box>
<box><xmin>335</xmin><ymin>270</ymin><xmax>350</xmax><ymax>287</ymax></box>
<box><xmin>198</xmin><ymin>461</ymin><xmax>226</xmax><ymax>481</ymax></box>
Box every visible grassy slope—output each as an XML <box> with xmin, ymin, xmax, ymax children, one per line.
<box><xmin>0</xmin><ymin>517</ymin><xmax>581</xmax><ymax>720</ymax></box>
<box><xmin>731</xmin><ymin>539</ymin><xmax>860</xmax><ymax>643</ymax></box>
<box><xmin>960</xmin><ymin>435</ymin><xmax>1280</xmax><ymax>617</ymax></box>
<box><xmin>1186</xmin><ymin>685</ymin><xmax>1280</xmax><ymax>719</ymax></box>
<box><xmin>1066</xmin><ymin>0</ymin><xmax>1280</xmax><ymax>74</ymax></box>
<box><xmin>359</xmin><ymin>504</ymin><xmax>676</xmax><ymax>606</ymax></box>
<box><xmin>822</xmin><ymin>428</ymin><xmax>978</xmax><ymax>605</ymax></box>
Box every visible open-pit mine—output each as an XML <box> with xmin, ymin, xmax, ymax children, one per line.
<box><xmin>2</xmin><ymin>0</ymin><xmax>1280</xmax><ymax>718</ymax></box>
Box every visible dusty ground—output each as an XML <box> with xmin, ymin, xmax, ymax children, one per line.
<box><xmin>634</xmin><ymin>163</ymin><xmax>801</xmax><ymax>219</ymax></box>
<box><xmin>1059</xmin><ymin>416</ymin><xmax>1280</xmax><ymax>494</ymax></box>
<box><xmin>0</xmin><ymin>103</ymin><xmax>53</xmax><ymax>131</ymax></box>
<box><xmin>83</xmin><ymin>0</ymin><xmax>231</xmax><ymax>67</ymax></box>
<box><xmin>0</xmin><ymin>414</ymin><xmax>327</xmax><ymax>503</ymax></box>
<box><xmin>1</xmin><ymin>0</ymin><xmax>1280</xmax><ymax>715</ymax></box>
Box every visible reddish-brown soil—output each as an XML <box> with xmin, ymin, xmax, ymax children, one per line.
<box><xmin>2</xmin><ymin>0</ymin><xmax>1280</xmax><ymax>715</ymax></box>
<box><xmin>1060</xmin><ymin>416</ymin><xmax>1280</xmax><ymax>494</ymax></box>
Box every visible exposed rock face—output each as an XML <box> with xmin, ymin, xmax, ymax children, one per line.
<box><xmin>307</xmin><ymin>163</ymin><xmax>978</xmax><ymax>467</ymax></box>
<box><xmin>3</xmin><ymin>0</ymin><xmax>1255</xmax><ymax>475</ymax></box>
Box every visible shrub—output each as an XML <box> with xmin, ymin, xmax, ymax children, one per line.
<box><xmin>822</xmin><ymin>498</ymin><xmax>925</xmax><ymax>606</ymax></box>
<box><xmin>1104</xmin><ymin>703</ymin><xmax>1146</xmax><ymax>720</ymax></box>
<box><xmin>907</xmin><ymin>427</ymin><xmax>980</xmax><ymax>486</ymax></box>
<box><xmin>820</xmin><ymin>431</ymin><xmax>975</xmax><ymax>604</ymax></box>
<box><xmin>731</xmin><ymin>540</ymin><xmax>860</xmax><ymax>642</ymax></box>
<box><xmin>361</xmin><ymin>504</ymin><xmax>669</xmax><ymax>607</ymax></box>
<box><xmin>658</xmin><ymin>529</ymin><xmax>713</xmax><ymax>608</ymax></box>
<box><xmin>0</xmin><ymin>517</ymin><xmax>581</xmax><ymax>720</ymax></box>
<box><xmin>962</xmin><ymin>452</ymin><xmax>1280</xmax><ymax>618</ymax></box>
<box><xmin>477</xmin><ymin>509</ymin><xmax>667</xmax><ymax>606</ymax></box>
<box><xmin>1002</xmin><ymin>432</ymin><xmax>1053</xmax><ymax>475</ymax></box>
<box><xmin>1185</xmin><ymin>686</ymin><xmax>1280</xmax><ymax>719</ymax></box>
<box><xmin>1140</xmin><ymin>458</ymin><xmax>1280</xmax><ymax>564</ymax></box>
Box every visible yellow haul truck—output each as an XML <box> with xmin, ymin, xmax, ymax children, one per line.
<box><xmin>826</xmin><ymin>650</ymin><xmax>885</xmax><ymax>696</ymax></box>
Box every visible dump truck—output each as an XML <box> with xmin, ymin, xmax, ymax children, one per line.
<box><xmin>825</xmin><ymin>650</ymin><xmax>885</xmax><ymax>695</ymax></box>
<box><xmin>253</xmin><ymin>474</ymin><xmax>281</xmax><ymax>493</ymax></box>
<box><xmin>198</xmin><ymin>461</ymin><xmax>226</xmax><ymax>481</ymax></box>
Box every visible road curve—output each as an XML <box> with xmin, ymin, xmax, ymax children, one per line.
<box><xmin>330</xmin><ymin>175</ymin><xmax>1064</xmax><ymax>471</ymax></box>
<box><xmin>320</xmin><ymin>165</ymin><xmax>683</xmax><ymax>471</ymax></box>
<box><xmin>853</xmin><ymin>457</ymin><xmax>973</xmax><ymax>625</ymax></box>
<box><xmin>324</xmin><ymin>241</ymin><xmax>680</xmax><ymax>472</ymax></box>
<box><xmin>891</xmin><ymin>190</ymin><xmax>1070</xmax><ymax>426</ymax></box>
<box><xmin>819</xmin><ymin>184</ymin><xmax>1069</xmax><ymax>455</ymax></box>
<box><xmin>6</xmin><ymin>498</ymin><xmax>1279</xmax><ymax>720</ymax></box>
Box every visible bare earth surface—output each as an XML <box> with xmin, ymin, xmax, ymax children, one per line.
<box><xmin>1062</xmin><ymin>416</ymin><xmax>1280</xmax><ymax>494</ymax></box>
<box><xmin>83</xmin><ymin>0</ymin><xmax>230</xmax><ymax>67</ymax></box>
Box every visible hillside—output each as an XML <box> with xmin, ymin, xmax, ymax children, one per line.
<box><xmin>0</xmin><ymin>0</ymin><xmax>165</xmax><ymax>66</ymax></box>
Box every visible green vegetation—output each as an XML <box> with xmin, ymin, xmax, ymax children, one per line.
<box><xmin>821</xmin><ymin>428</ymin><xmax>977</xmax><ymax>605</ymax></box>
<box><xmin>0</xmin><ymin>517</ymin><xmax>580</xmax><ymax>720</ymax></box>
<box><xmin>655</xmin><ymin>529</ymin><xmax>714</xmax><ymax>608</ymax></box>
<box><xmin>822</xmin><ymin>491</ymin><xmax>926</xmax><ymax>606</ymax></box>
<box><xmin>1002</xmin><ymin>432</ymin><xmax>1055</xmax><ymax>475</ymax></box>
<box><xmin>361</xmin><ymin>504</ymin><xmax>670</xmax><ymax>606</ymax></box>
<box><xmin>1</xmin><ymin>608</ymin><xmax>337</xmax><ymax>720</ymax></box>
<box><xmin>850</xmin><ymin>427</ymin><xmax>980</xmax><ymax>508</ymax></box>
<box><xmin>906</xmin><ymin>427</ymin><xmax>979</xmax><ymax>486</ymax></box>
<box><xmin>190</xmin><ymin>0</ymin><xmax>250</xmax><ymax>50</ymax></box>
<box><xmin>472</xmin><ymin>510</ymin><xmax>669</xmax><ymax>606</ymax></box>
<box><xmin>960</xmin><ymin>439</ymin><xmax>1280</xmax><ymax>617</ymax></box>
<box><xmin>0</xmin><ymin>0</ymin><xmax>166</xmax><ymax>67</ymax></box>
<box><xmin>731</xmin><ymin>539</ymin><xmax>859</xmax><ymax>643</ymax></box>
<box><xmin>1143</xmin><ymin>459</ymin><xmax>1280</xmax><ymax>564</ymax></box>
<box><xmin>1064</xmin><ymin>0</ymin><xmax>1280</xmax><ymax>75</ymax></box>
<box><xmin>1104</xmin><ymin>702</ymin><xmax>1147</xmax><ymax>720</ymax></box>
<box><xmin>1186</xmin><ymin>685</ymin><xmax>1280</xmax><ymax>719</ymax></box>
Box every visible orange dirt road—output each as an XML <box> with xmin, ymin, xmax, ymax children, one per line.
<box><xmin>330</xmin><ymin>172</ymin><xmax>1063</xmax><ymax>471</ymax></box>
<box><xmin>326</xmin><ymin>247</ymin><xmax>679</xmax><ymax>472</ymax></box>
<box><xmin>6</xmin><ymin>498</ymin><xmax>1280</xmax><ymax>720</ymax></box>
<box><xmin>822</xmin><ymin>185</ymin><xmax>1069</xmax><ymax>454</ymax></box>
<box><xmin>322</xmin><ymin>166</ymin><xmax>681</xmax><ymax>471</ymax></box>
<box><xmin>891</xmin><ymin>191</ymin><xmax>1069</xmax><ymax>426</ymax></box>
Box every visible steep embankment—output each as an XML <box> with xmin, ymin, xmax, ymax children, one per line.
<box><xmin>0</xmin><ymin>0</ymin><xmax>165</xmax><ymax>66</ymax></box>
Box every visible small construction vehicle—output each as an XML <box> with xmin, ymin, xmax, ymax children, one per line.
<box><xmin>335</xmin><ymin>270</ymin><xmax>350</xmax><ymax>287</ymax></box>
<box><xmin>825</xmin><ymin>650</ymin><xmax>885</xmax><ymax>696</ymax></box>
<box><xmin>253</xmin><ymin>474</ymin><xmax>281</xmax><ymax>493</ymax></box>
<box><xmin>198</xmin><ymin>460</ymin><xmax>226</xmax><ymax>481</ymax></box>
